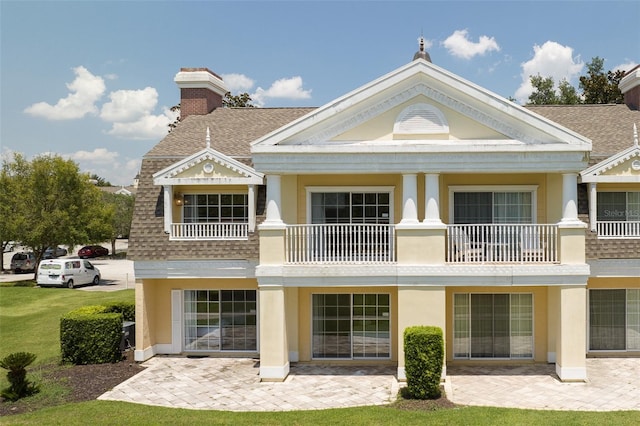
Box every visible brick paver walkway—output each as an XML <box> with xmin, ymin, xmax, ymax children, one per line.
<box><xmin>99</xmin><ymin>356</ymin><xmax>640</xmax><ymax>411</ymax></box>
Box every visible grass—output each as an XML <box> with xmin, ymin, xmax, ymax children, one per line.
<box><xmin>2</xmin><ymin>283</ymin><xmax>639</xmax><ymax>424</ymax></box>
<box><xmin>2</xmin><ymin>401</ymin><xmax>640</xmax><ymax>425</ymax></box>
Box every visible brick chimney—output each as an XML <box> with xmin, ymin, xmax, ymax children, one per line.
<box><xmin>620</xmin><ymin>65</ymin><xmax>640</xmax><ymax>110</ymax></box>
<box><xmin>174</xmin><ymin>68</ymin><xmax>228</xmax><ymax>120</ymax></box>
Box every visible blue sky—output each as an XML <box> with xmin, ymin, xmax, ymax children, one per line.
<box><xmin>1</xmin><ymin>1</ymin><xmax>638</xmax><ymax>185</ymax></box>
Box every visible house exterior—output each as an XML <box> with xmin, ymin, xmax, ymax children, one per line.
<box><xmin>129</xmin><ymin>47</ymin><xmax>640</xmax><ymax>384</ymax></box>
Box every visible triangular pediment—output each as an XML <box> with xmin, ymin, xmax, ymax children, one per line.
<box><xmin>252</xmin><ymin>59</ymin><xmax>591</xmax><ymax>151</ymax></box>
<box><xmin>581</xmin><ymin>127</ymin><xmax>640</xmax><ymax>183</ymax></box>
<box><xmin>153</xmin><ymin>144</ymin><xmax>264</xmax><ymax>186</ymax></box>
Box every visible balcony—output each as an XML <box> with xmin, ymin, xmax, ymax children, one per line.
<box><xmin>282</xmin><ymin>223</ymin><xmax>559</xmax><ymax>265</ymax></box>
<box><xmin>596</xmin><ymin>221</ymin><xmax>640</xmax><ymax>239</ymax></box>
<box><xmin>446</xmin><ymin>224</ymin><xmax>559</xmax><ymax>264</ymax></box>
<box><xmin>170</xmin><ymin>222</ymin><xmax>249</xmax><ymax>240</ymax></box>
<box><xmin>285</xmin><ymin>224</ymin><xmax>396</xmax><ymax>264</ymax></box>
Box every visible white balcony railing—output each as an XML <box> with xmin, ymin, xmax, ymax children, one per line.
<box><xmin>170</xmin><ymin>222</ymin><xmax>249</xmax><ymax>240</ymax></box>
<box><xmin>596</xmin><ymin>221</ymin><xmax>640</xmax><ymax>239</ymax></box>
<box><xmin>446</xmin><ymin>224</ymin><xmax>559</xmax><ymax>264</ymax></box>
<box><xmin>286</xmin><ymin>224</ymin><xmax>395</xmax><ymax>264</ymax></box>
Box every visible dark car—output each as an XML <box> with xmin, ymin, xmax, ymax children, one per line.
<box><xmin>44</xmin><ymin>246</ymin><xmax>68</xmax><ymax>259</ymax></box>
<box><xmin>77</xmin><ymin>245</ymin><xmax>109</xmax><ymax>259</ymax></box>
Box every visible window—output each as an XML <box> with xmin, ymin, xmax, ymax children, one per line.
<box><xmin>183</xmin><ymin>194</ymin><xmax>248</xmax><ymax>224</ymax></box>
<box><xmin>454</xmin><ymin>293</ymin><xmax>533</xmax><ymax>359</ymax></box>
<box><xmin>589</xmin><ymin>289</ymin><xmax>640</xmax><ymax>351</ymax></box>
<box><xmin>311</xmin><ymin>192</ymin><xmax>390</xmax><ymax>224</ymax></box>
<box><xmin>597</xmin><ymin>192</ymin><xmax>640</xmax><ymax>222</ymax></box>
<box><xmin>183</xmin><ymin>290</ymin><xmax>257</xmax><ymax>352</ymax></box>
<box><xmin>312</xmin><ymin>293</ymin><xmax>390</xmax><ymax>359</ymax></box>
<box><xmin>453</xmin><ymin>191</ymin><xmax>533</xmax><ymax>224</ymax></box>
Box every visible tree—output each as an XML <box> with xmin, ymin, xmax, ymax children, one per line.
<box><xmin>557</xmin><ymin>79</ymin><xmax>581</xmax><ymax>105</ymax></box>
<box><xmin>167</xmin><ymin>103</ymin><xmax>181</xmax><ymax>133</ymax></box>
<box><xmin>103</xmin><ymin>192</ymin><xmax>135</xmax><ymax>255</ymax></box>
<box><xmin>222</xmin><ymin>92</ymin><xmax>255</xmax><ymax>108</ymax></box>
<box><xmin>0</xmin><ymin>153</ymin><xmax>30</xmax><ymax>270</ymax></box>
<box><xmin>89</xmin><ymin>174</ymin><xmax>112</xmax><ymax>187</ymax></box>
<box><xmin>4</xmin><ymin>154</ymin><xmax>114</xmax><ymax>278</ymax></box>
<box><xmin>528</xmin><ymin>75</ymin><xmax>559</xmax><ymax>105</ymax></box>
<box><xmin>579</xmin><ymin>57</ymin><xmax>625</xmax><ymax>104</ymax></box>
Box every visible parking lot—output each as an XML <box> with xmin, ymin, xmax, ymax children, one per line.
<box><xmin>1</xmin><ymin>240</ymin><xmax>135</xmax><ymax>291</ymax></box>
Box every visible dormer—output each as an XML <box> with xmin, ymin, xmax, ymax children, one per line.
<box><xmin>154</xmin><ymin>128</ymin><xmax>265</xmax><ymax>240</ymax></box>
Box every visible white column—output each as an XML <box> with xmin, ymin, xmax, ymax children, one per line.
<box><xmin>163</xmin><ymin>186</ymin><xmax>173</xmax><ymax>233</ymax></box>
<box><xmin>248</xmin><ymin>184</ymin><xmax>256</xmax><ymax>232</ymax></box>
<box><xmin>589</xmin><ymin>182</ymin><xmax>597</xmax><ymax>232</ymax></box>
<box><xmin>423</xmin><ymin>173</ymin><xmax>443</xmax><ymax>225</ymax></box>
<box><xmin>400</xmin><ymin>174</ymin><xmax>419</xmax><ymax>224</ymax></box>
<box><xmin>263</xmin><ymin>174</ymin><xmax>283</xmax><ymax>226</ymax></box>
<box><xmin>560</xmin><ymin>173</ymin><xmax>581</xmax><ymax>225</ymax></box>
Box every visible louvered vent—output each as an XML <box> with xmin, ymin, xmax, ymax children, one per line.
<box><xmin>393</xmin><ymin>103</ymin><xmax>449</xmax><ymax>135</ymax></box>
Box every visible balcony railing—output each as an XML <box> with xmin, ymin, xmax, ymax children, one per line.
<box><xmin>170</xmin><ymin>222</ymin><xmax>249</xmax><ymax>240</ymax></box>
<box><xmin>596</xmin><ymin>221</ymin><xmax>640</xmax><ymax>239</ymax></box>
<box><xmin>446</xmin><ymin>224</ymin><xmax>559</xmax><ymax>264</ymax></box>
<box><xmin>285</xmin><ymin>224</ymin><xmax>395</xmax><ymax>264</ymax></box>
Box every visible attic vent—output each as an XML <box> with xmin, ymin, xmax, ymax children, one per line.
<box><xmin>393</xmin><ymin>103</ymin><xmax>449</xmax><ymax>135</ymax></box>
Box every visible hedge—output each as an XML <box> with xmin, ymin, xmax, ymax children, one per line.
<box><xmin>60</xmin><ymin>305</ymin><xmax>125</xmax><ymax>364</ymax></box>
<box><xmin>404</xmin><ymin>325</ymin><xmax>444</xmax><ymax>399</ymax></box>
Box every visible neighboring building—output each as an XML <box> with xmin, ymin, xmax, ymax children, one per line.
<box><xmin>129</xmin><ymin>43</ymin><xmax>640</xmax><ymax>383</ymax></box>
<box><xmin>100</xmin><ymin>185</ymin><xmax>137</xmax><ymax>197</ymax></box>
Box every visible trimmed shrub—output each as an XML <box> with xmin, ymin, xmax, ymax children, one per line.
<box><xmin>0</xmin><ymin>352</ymin><xmax>40</xmax><ymax>401</ymax></box>
<box><xmin>404</xmin><ymin>325</ymin><xmax>444</xmax><ymax>399</ymax></box>
<box><xmin>103</xmin><ymin>301</ymin><xmax>135</xmax><ymax>322</ymax></box>
<box><xmin>60</xmin><ymin>306</ymin><xmax>123</xmax><ymax>365</ymax></box>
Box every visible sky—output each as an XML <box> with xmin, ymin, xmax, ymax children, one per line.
<box><xmin>1</xmin><ymin>1</ymin><xmax>639</xmax><ymax>186</ymax></box>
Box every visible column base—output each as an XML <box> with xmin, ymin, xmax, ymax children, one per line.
<box><xmin>555</xmin><ymin>364</ymin><xmax>587</xmax><ymax>382</ymax></box>
<box><xmin>260</xmin><ymin>362</ymin><xmax>290</xmax><ymax>382</ymax></box>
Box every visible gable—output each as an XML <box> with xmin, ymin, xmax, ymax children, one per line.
<box><xmin>154</xmin><ymin>128</ymin><xmax>264</xmax><ymax>186</ymax></box>
<box><xmin>251</xmin><ymin>59</ymin><xmax>591</xmax><ymax>174</ymax></box>
<box><xmin>581</xmin><ymin>125</ymin><xmax>640</xmax><ymax>183</ymax></box>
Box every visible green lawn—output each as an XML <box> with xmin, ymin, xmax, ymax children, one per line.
<box><xmin>2</xmin><ymin>401</ymin><xmax>640</xmax><ymax>425</ymax></box>
<box><xmin>0</xmin><ymin>283</ymin><xmax>134</xmax><ymax>364</ymax></box>
<box><xmin>1</xmin><ymin>283</ymin><xmax>639</xmax><ymax>424</ymax></box>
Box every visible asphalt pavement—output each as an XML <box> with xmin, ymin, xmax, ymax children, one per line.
<box><xmin>0</xmin><ymin>240</ymin><xmax>134</xmax><ymax>291</ymax></box>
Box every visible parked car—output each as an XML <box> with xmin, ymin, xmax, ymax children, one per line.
<box><xmin>77</xmin><ymin>245</ymin><xmax>109</xmax><ymax>259</ymax></box>
<box><xmin>3</xmin><ymin>242</ymin><xmax>15</xmax><ymax>253</ymax></box>
<box><xmin>10</xmin><ymin>252</ymin><xmax>36</xmax><ymax>273</ymax></box>
<box><xmin>44</xmin><ymin>246</ymin><xmax>68</xmax><ymax>259</ymax></box>
<box><xmin>37</xmin><ymin>259</ymin><xmax>100</xmax><ymax>288</ymax></box>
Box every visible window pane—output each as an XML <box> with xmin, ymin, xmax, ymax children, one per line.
<box><xmin>627</xmin><ymin>289</ymin><xmax>640</xmax><ymax>350</ymax></box>
<box><xmin>589</xmin><ymin>289</ymin><xmax>625</xmax><ymax>350</ymax></box>
<box><xmin>454</xmin><ymin>192</ymin><xmax>492</xmax><ymax>224</ymax></box>
<box><xmin>597</xmin><ymin>192</ymin><xmax>627</xmax><ymax>221</ymax></box>
<box><xmin>453</xmin><ymin>294</ymin><xmax>470</xmax><ymax>358</ymax></box>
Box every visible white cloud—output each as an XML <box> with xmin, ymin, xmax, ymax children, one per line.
<box><xmin>68</xmin><ymin>148</ymin><xmax>119</xmax><ymax>164</ymax></box>
<box><xmin>100</xmin><ymin>87</ymin><xmax>158</xmax><ymax>122</ymax></box>
<box><xmin>442</xmin><ymin>29</ymin><xmax>500</xmax><ymax>60</ymax></box>
<box><xmin>105</xmin><ymin>107</ymin><xmax>179</xmax><ymax>140</ymax></box>
<box><xmin>515</xmin><ymin>41</ymin><xmax>584</xmax><ymax>104</ymax></box>
<box><xmin>251</xmin><ymin>76</ymin><xmax>311</xmax><ymax>106</ymax></box>
<box><xmin>65</xmin><ymin>148</ymin><xmax>139</xmax><ymax>186</ymax></box>
<box><xmin>24</xmin><ymin>66</ymin><xmax>105</xmax><ymax>120</ymax></box>
<box><xmin>221</xmin><ymin>73</ymin><xmax>255</xmax><ymax>92</ymax></box>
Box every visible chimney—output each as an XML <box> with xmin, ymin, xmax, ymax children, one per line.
<box><xmin>174</xmin><ymin>68</ymin><xmax>228</xmax><ymax>120</ymax></box>
<box><xmin>619</xmin><ymin>65</ymin><xmax>640</xmax><ymax>110</ymax></box>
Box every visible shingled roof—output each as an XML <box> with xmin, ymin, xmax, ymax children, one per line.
<box><xmin>526</xmin><ymin>104</ymin><xmax>640</xmax><ymax>160</ymax></box>
<box><xmin>128</xmin><ymin>107</ymin><xmax>314</xmax><ymax>261</ymax></box>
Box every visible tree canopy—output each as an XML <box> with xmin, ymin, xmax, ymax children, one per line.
<box><xmin>0</xmin><ymin>154</ymin><xmax>114</xmax><ymax>274</ymax></box>
<box><xmin>527</xmin><ymin>57</ymin><xmax>626</xmax><ymax>105</ymax></box>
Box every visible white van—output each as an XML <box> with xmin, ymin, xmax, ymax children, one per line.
<box><xmin>37</xmin><ymin>259</ymin><xmax>101</xmax><ymax>288</ymax></box>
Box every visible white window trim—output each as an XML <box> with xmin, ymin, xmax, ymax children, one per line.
<box><xmin>305</xmin><ymin>186</ymin><xmax>395</xmax><ymax>224</ymax></box>
<box><xmin>179</xmin><ymin>189</ymin><xmax>254</xmax><ymax>231</ymax></box>
<box><xmin>448</xmin><ymin>185</ymin><xmax>539</xmax><ymax>224</ymax></box>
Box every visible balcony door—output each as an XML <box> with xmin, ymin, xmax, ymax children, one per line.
<box><xmin>453</xmin><ymin>191</ymin><xmax>533</xmax><ymax>225</ymax></box>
